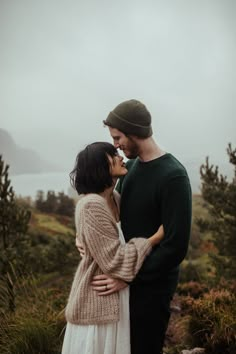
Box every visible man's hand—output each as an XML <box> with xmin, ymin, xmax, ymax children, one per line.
<box><xmin>91</xmin><ymin>274</ymin><xmax>128</xmax><ymax>296</ymax></box>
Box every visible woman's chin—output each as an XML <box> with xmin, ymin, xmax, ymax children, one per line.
<box><xmin>121</xmin><ymin>168</ymin><xmax>128</xmax><ymax>175</ymax></box>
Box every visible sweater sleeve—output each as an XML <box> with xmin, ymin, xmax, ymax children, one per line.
<box><xmin>80</xmin><ymin>198</ymin><xmax>152</xmax><ymax>282</ymax></box>
<box><xmin>133</xmin><ymin>175</ymin><xmax>192</xmax><ymax>283</ymax></box>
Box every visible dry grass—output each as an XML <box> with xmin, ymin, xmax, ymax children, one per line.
<box><xmin>0</xmin><ymin>273</ymin><xmax>70</xmax><ymax>354</ymax></box>
<box><xmin>29</xmin><ymin>211</ymin><xmax>74</xmax><ymax>236</ymax></box>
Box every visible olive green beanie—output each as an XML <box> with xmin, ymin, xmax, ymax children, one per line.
<box><xmin>103</xmin><ymin>99</ymin><xmax>153</xmax><ymax>138</ymax></box>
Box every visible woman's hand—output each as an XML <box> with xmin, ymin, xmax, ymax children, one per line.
<box><xmin>148</xmin><ymin>224</ymin><xmax>164</xmax><ymax>246</ymax></box>
<box><xmin>91</xmin><ymin>274</ymin><xmax>128</xmax><ymax>296</ymax></box>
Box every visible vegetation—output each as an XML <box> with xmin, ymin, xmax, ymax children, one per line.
<box><xmin>0</xmin><ymin>155</ymin><xmax>31</xmax><ymax>312</ymax></box>
<box><xmin>0</xmin><ymin>273</ymin><xmax>68</xmax><ymax>354</ymax></box>
<box><xmin>35</xmin><ymin>190</ymin><xmax>74</xmax><ymax>217</ymax></box>
<box><xmin>0</xmin><ymin>145</ymin><xmax>235</xmax><ymax>353</ymax></box>
<box><xmin>197</xmin><ymin>143</ymin><xmax>236</xmax><ymax>283</ymax></box>
<box><xmin>183</xmin><ymin>287</ymin><xmax>236</xmax><ymax>354</ymax></box>
<box><xmin>165</xmin><ymin>144</ymin><xmax>236</xmax><ymax>354</ymax></box>
<box><xmin>0</xmin><ymin>155</ymin><xmax>78</xmax><ymax>353</ymax></box>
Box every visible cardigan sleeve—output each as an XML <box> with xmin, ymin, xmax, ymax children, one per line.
<box><xmin>79</xmin><ymin>198</ymin><xmax>152</xmax><ymax>282</ymax></box>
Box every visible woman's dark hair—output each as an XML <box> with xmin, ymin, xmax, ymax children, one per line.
<box><xmin>70</xmin><ymin>142</ymin><xmax>118</xmax><ymax>194</ymax></box>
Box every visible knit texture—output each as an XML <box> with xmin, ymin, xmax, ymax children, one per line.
<box><xmin>103</xmin><ymin>99</ymin><xmax>153</xmax><ymax>137</ymax></box>
<box><xmin>65</xmin><ymin>193</ymin><xmax>152</xmax><ymax>325</ymax></box>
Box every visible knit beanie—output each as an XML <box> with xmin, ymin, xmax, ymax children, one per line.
<box><xmin>103</xmin><ymin>99</ymin><xmax>153</xmax><ymax>138</ymax></box>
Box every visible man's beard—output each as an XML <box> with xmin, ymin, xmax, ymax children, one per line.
<box><xmin>123</xmin><ymin>138</ymin><xmax>139</xmax><ymax>159</ymax></box>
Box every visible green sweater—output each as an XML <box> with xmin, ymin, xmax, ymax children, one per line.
<box><xmin>117</xmin><ymin>153</ymin><xmax>192</xmax><ymax>291</ymax></box>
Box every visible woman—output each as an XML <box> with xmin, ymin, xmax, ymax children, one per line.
<box><xmin>62</xmin><ymin>142</ymin><xmax>164</xmax><ymax>354</ymax></box>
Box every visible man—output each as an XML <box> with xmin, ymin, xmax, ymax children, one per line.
<box><xmin>91</xmin><ymin>99</ymin><xmax>192</xmax><ymax>354</ymax></box>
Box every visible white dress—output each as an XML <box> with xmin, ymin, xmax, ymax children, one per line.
<box><xmin>61</xmin><ymin>222</ymin><xmax>130</xmax><ymax>354</ymax></box>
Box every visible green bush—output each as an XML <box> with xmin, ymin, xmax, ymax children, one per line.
<box><xmin>183</xmin><ymin>288</ymin><xmax>236</xmax><ymax>354</ymax></box>
<box><xmin>4</xmin><ymin>232</ymin><xmax>79</xmax><ymax>276</ymax></box>
<box><xmin>179</xmin><ymin>257</ymin><xmax>213</xmax><ymax>284</ymax></box>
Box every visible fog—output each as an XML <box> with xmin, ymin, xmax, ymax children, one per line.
<box><xmin>1</xmin><ymin>0</ymin><xmax>235</xmax><ymax>172</ymax></box>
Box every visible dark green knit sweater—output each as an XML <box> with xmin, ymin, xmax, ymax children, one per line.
<box><xmin>117</xmin><ymin>153</ymin><xmax>192</xmax><ymax>290</ymax></box>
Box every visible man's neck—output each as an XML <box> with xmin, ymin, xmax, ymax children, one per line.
<box><xmin>138</xmin><ymin>137</ymin><xmax>166</xmax><ymax>162</ymax></box>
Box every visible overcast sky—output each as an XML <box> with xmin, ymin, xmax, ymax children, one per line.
<box><xmin>1</xmin><ymin>0</ymin><xmax>235</xmax><ymax>171</ymax></box>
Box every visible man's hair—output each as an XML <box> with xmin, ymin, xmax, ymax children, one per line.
<box><xmin>70</xmin><ymin>142</ymin><xmax>117</xmax><ymax>194</ymax></box>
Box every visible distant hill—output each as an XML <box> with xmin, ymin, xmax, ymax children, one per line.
<box><xmin>0</xmin><ymin>128</ymin><xmax>62</xmax><ymax>175</ymax></box>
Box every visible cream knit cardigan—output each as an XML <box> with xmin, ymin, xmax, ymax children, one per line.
<box><xmin>65</xmin><ymin>193</ymin><xmax>152</xmax><ymax>325</ymax></box>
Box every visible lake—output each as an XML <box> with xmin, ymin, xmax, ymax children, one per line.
<box><xmin>10</xmin><ymin>169</ymin><xmax>201</xmax><ymax>199</ymax></box>
<box><xmin>10</xmin><ymin>172</ymin><xmax>72</xmax><ymax>199</ymax></box>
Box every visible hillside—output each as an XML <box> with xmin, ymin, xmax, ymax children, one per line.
<box><xmin>29</xmin><ymin>211</ymin><xmax>74</xmax><ymax>237</ymax></box>
<box><xmin>0</xmin><ymin>128</ymin><xmax>61</xmax><ymax>175</ymax></box>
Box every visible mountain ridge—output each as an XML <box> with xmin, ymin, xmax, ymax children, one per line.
<box><xmin>0</xmin><ymin>128</ymin><xmax>62</xmax><ymax>175</ymax></box>
<box><xmin>1</xmin><ymin>129</ymin><xmax>233</xmax><ymax>193</ymax></box>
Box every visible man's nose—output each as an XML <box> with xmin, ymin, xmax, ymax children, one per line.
<box><xmin>114</xmin><ymin>141</ymin><xmax>120</xmax><ymax>148</ymax></box>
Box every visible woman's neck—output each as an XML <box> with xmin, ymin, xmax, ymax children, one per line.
<box><xmin>99</xmin><ymin>186</ymin><xmax>114</xmax><ymax>201</ymax></box>
<box><xmin>99</xmin><ymin>183</ymin><xmax>119</xmax><ymax>222</ymax></box>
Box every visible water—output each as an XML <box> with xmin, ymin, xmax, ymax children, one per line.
<box><xmin>10</xmin><ymin>172</ymin><xmax>71</xmax><ymax>199</ymax></box>
<box><xmin>9</xmin><ymin>161</ymin><xmax>233</xmax><ymax>198</ymax></box>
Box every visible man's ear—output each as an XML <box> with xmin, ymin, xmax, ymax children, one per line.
<box><xmin>127</xmin><ymin>135</ymin><xmax>140</xmax><ymax>143</ymax></box>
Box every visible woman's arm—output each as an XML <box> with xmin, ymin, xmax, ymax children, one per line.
<box><xmin>148</xmin><ymin>225</ymin><xmax>164</xmax><ymax>246</ymax></box>
<box><xmin>76</xmin><ymin>225</ymin><xmax>164</xmax><ymax>256</ymax></box>
<box><xmin>78</xmin><ymin>197</ymin><xmax>164</xmax><ymax>282</ymax></box>
<box><xmin>91</xmin><ymin>224</ymin><xmax>164</xmax><ymax>296</ymax></box>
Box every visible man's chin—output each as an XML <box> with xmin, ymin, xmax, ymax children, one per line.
<box><xmin>125</xmin><ymin>153</ymin><xmax>137</xmax><ymax>159</ymax></box>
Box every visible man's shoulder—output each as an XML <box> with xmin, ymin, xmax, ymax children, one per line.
<box><xmin>170</xmin><ymin>154</ymin><xmax>187</xmax><ymax>169</ymax></box>
<box><xmin>163</xmin><ymin>153</ymin><xmax>189</xmax><ymax>178</ymax></box>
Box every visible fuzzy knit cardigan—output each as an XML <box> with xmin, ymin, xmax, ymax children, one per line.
<box><xmin>65</xmin><ymin>193</ymin><xmax>152</xmax><ymax>325</ymax></box>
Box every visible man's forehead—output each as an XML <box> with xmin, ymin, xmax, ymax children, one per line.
<box><xmin>108</xmin><ymin>127</ymin><xmax>123</xmax><ymax>137</ymax></box>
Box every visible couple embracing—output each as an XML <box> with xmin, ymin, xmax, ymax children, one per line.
<box><xmin>62</xmin><ymin>99</ymin><xmax>192</xmax><ymax>354</ymax></box>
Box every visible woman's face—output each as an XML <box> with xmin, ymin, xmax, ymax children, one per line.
<box><xmin>108</xmin><ymin>153</ymin><xmax>128</xmax><ymax>178</ymax></box>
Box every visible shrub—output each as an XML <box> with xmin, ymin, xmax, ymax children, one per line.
<box><xmin>178</xmin><ymin>281</ymin><xmax>208</xmax><ymax>299</ymax></box>
<box><xmin>183</xmin><ymin>288</ymin><xmax>236</xmax><ymax>354</ymax></box>
<box><xmin>198</xmin><ymin>144</ymin><xmax>236</xmax><ymax>283</ymax></box>
<box><xmin>6</xmin><ymin>232</ymin><xmax>79</xmax><ymax>276</ymax></box>
<box><xmin>179</xmin><ymin>258</ymin><xmax>213</xmax><ymax>284</ymax></box>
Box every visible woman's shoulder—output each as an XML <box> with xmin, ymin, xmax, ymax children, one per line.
<box><xmin>76</xmin><ymin>193</ymin><xmax>105</xmax><ymax>211</ymax></box>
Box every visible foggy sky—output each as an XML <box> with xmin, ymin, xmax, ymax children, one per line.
<box><xmin>1</xmin><ymin>0</ymin><xmax>235</xmax><ymax>171</ymax></box>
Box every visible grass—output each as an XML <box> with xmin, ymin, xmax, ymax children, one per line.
<box><xmin>0</xmin><ymin>272</ymin><xmax>71</xmax><ymax>354</ymax></box>
<box><xmin>29</xmin><ymin>212</ymin><xmax>74</xmax><ymax>236</ymax></box>
<box><xmin>0</xmin><ymin>315</ymin><xmax>61</xmax><ymax>354</ymax></box>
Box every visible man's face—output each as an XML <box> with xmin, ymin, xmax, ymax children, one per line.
<box><xmin>108</xmin><ymin>127</ymin><xmax>139</xmax><ymax>159</ymax></box>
